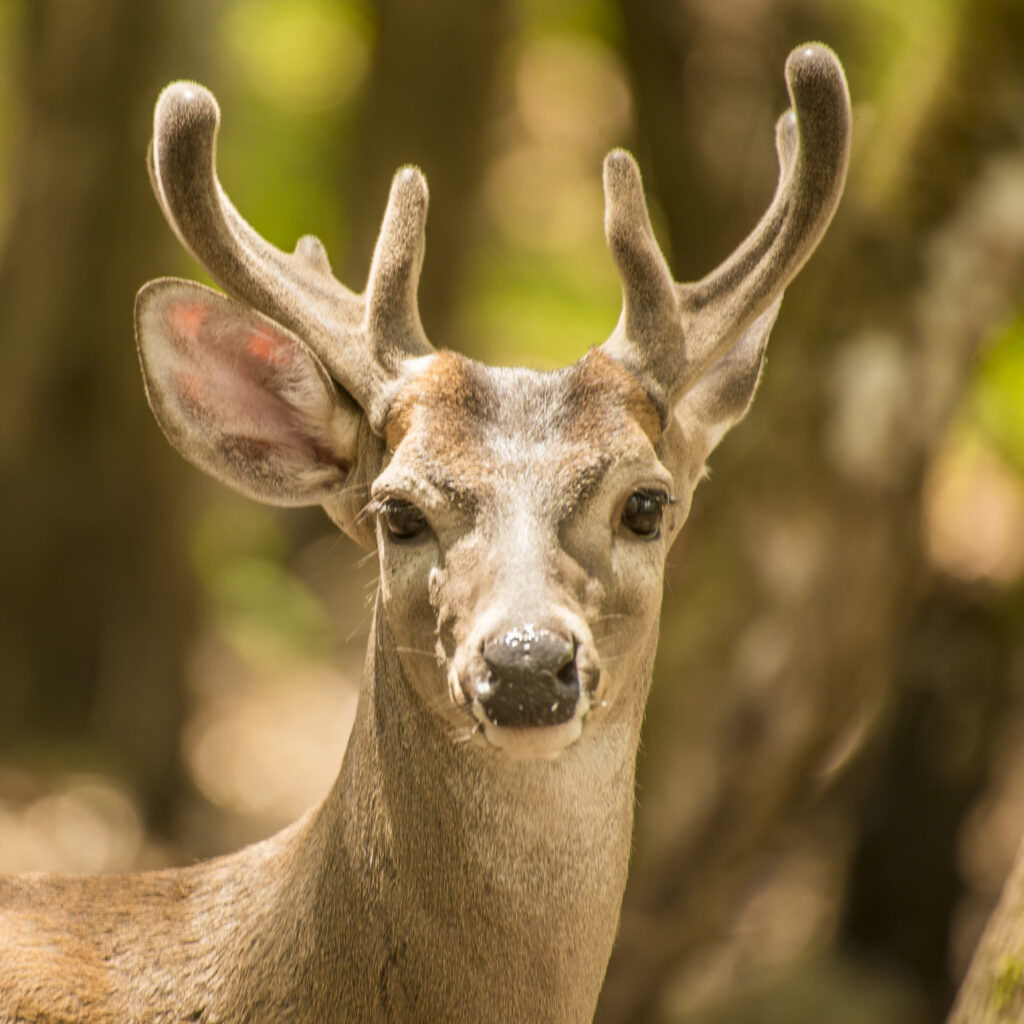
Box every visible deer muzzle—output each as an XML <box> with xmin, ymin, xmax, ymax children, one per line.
<box><xmin>455</xmin><ymin>612</ymin><xmax>601</xmax><ymax>759</ymax></box>
<box><xmin>478</xmin><ymin>625</ymin><xmax>581</xmax><ymax>728</ymax></box>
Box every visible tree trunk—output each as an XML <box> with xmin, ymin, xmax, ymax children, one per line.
<box><xmin>0</xmin><ymin>0</ymin><xmax>205</xmax><ymax>832</ymax></box>
<box><xmin>343</xmin><ymin>0</ymin><xmax>512</xmax><ymax>345</ymax></box>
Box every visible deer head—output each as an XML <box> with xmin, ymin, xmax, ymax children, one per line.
<box><xmin>135</xmin><ymin>44</ymin><xmax>850</xmax><ymax>763</ymax></box>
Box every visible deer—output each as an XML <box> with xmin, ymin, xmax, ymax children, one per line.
<box><xmin>0</xmin><ymin>43</ymin><xmax>850</xmax><ymax>1024</ymax></box>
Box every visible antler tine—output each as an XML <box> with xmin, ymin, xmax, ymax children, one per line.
<box><xmin>603</xmin><ymin>149</ymin><xmax>681</xmax><ymax>358</ymax></box>
<box><xmin>150</xmin><ymin>83</ymin><xmax>352</xmax><ymax>334</ymax></box>
<box><xmin>682</xmin><ymin>44</ymin><xmax>850</xmax><ymax>338</ymax></box>
<box><xmin>149</xmin><ymin>82</ymin><xmax>433</xmax><ymax>432</ymax></box>
<box><xmin>366</xmin><ymin>167</ymin><xmax>431</xmax><ymax>369</ymax></box>
<box><xmin>327</xmin><ymin>166</ymin><xmax>432</xmax><ymax>430</ymax></box>
<box><xmin>600</xmin><ymin>44</ymin><xmax>850</xmax><ymax>410</ymax></box>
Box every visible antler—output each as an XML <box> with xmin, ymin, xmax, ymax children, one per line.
<box><xmin>599</xmin><ymin>44</ymin><xmax>851</xmax><ymax>410</ymax></box>
<box><xmin>148</xmin><ymin>82</ymin><xmax>433</xmax><ymax>431</ymax></box>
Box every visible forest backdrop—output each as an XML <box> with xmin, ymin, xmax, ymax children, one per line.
<box><xmin>0</xmin><ymin>1</ymin><xmax>1023</xmax><ymax>1021</ymax></box>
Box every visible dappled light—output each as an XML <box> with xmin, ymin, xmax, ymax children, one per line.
<box><xmin>0</xmin><ymin>774</ymin><xmax>147</xmax><ymax>875</ymax></box>
<box><xmin>183</xmin><ymin>634</ymin><xmax>358</xmax><ymax>824</ymax></box>
<box><xmin>925</xmin><ymin>429</ymin><xmax>1024</xmax><ymax>585</ymax></box>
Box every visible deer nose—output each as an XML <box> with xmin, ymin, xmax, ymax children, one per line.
<box><xmin>478</xmin><ymin>625</ymin><xmax>580</xmax><ymax>728</ymax></box>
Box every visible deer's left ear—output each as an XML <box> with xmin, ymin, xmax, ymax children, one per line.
<box><xmin>135</xmin><ymin>278</ymin><xmax>361</xmax><ymax>506</ymax></box>
<box><xmin>672</xmin><ymin>298</ymin><xmax>781</xmax><ymax>460</ymax></box>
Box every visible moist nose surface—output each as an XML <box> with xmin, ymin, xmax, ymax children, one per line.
<box><xmin>479</xmin><ymin>625</ymin><xmax>580</xmax><ymax>728</ymax></box>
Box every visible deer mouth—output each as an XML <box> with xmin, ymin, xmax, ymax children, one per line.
<box><xmin>471</xmin><ymin>711</ymin><xmax>589</xmax><ymax>761</ymax></box>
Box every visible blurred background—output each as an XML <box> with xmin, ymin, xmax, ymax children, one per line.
<box><xmin>0</xmin><ymin>0</ymin><xmax>1022</xmax><ymax>1020</ymax></box>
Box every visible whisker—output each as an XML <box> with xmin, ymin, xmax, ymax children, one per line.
<box><xmin>362</xmin><ymin>576</ymin><xmax>381</xmax><ymax>610</ymax></box>
<box><xmin>344</xmin><ymin>622</ymin><xmax>369</xmax><ymax>645</ymax></box>
<box><xmin>592</xmin><ymin>630</ymin><xmax>626</xmax><ymax>648</ymax></box>
<box><xmin>394</xmin><ymin>646</ymin><xmax>440</xmax><ymax>660</ymax></box>
<box><xmin>355</xmin><ymin>494</ymin><xmax>380</xmax><ymax>525</ymax></box>
<box><xmin>592</xmin><ymin>612</ymin><xmax>629</xmax><ymax>624</ymax></box>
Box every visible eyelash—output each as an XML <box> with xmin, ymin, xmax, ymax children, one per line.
<box><xmin>620</xmin><ymin>489</ymin><xmax>675</xmax><ymax>539</ymax></box>
<box><xmin>375</xmin><ymin>497</ymin><xmax>430</xmax><ymax>542</ymax></box>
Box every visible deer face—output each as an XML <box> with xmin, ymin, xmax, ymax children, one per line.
<box><xmin>136</xmin><ymin>46</ymin><xmax>849</xmax><ymax>761</ymax></box>
<box><xmin>369</xmin><ymin>350</ymin><xmax>680</xmax><ymax>758</ymax></box>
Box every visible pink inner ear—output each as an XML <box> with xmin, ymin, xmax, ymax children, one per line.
<box><xmin>164</xmin><ymin>296</ymin><xmax>297</xmax><ymax>379</ymax></box>
<box><xmin>244</xmin><ymin>329</ymin><xmax>293</xmax><ymax>367</ymax></box>
<box><xmin>153</xmin><ymin>289</ymin><xmax>333</xmax><ymax>456</ymax></box>
<box><xmin>170</xmin><ymin>303</ymin><xmax>207</xmax><ymax>340</ymax></box>
<box><xmin>161</xmin><ymin>296</ymin><xmax>303</xmax><ymax>393</ymax></box>
<box><xmin>140</xmin><ymin>282</ymin><xmax>356</xmax><ymax>504</ymax></box>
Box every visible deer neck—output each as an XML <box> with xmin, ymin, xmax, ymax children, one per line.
<box><xmin>300</xmin><ymin>597</ymin><xmax>642</xmax><ymax>1022</ymax></box>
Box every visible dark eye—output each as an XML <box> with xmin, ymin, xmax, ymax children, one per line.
<box><xmin>379</xmin><ymin>498</ymin><xmax>429</xmax><ymax>542</ymax></box>
<box><xmin>621</xmin><ymin>490</ymin><xmax>669</xmax><ymax>539</ymax></box>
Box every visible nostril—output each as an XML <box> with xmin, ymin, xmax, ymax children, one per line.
<box><xmin>482</xmin><ymin>625</ymin><xmax>574</xmax><ymax>678</ymax></box>
<box><xmin>478</xmin><ymin>625</ymin><xmax>580</xmax><ymax>728</ymax></box>
<box><xmin>556</xmin><ymin>653</ymin><xmax>579</xmax><ymax>689</ymax></box>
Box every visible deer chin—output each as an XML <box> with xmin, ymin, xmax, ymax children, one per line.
<box><xmin>469</xmin><ymin>699</ymin><xmax>589</xmax><ymax>761</ymax></box>
<box><xmin>478</xmin><ymin>719</ymin><xmax>585</xmax><ymax>761</ymax></box>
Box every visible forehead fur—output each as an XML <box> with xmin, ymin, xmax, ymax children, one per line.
<box><xmin>381</xmin><ymin>349</ymin><xmax>663</xmax><ymax>518</ymax></box>
<box><xmin>385</xmin><ymin>349</ymin><xmax>660</xmax><ymax>455</ymax></box>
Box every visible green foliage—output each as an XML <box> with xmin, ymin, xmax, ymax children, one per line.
<box><xmin>520</xmin><ymin>0</ymin><xmax>623</xmax><ymax>45</ymax></box>
<box><xmin>212</xmin><ymin>0</ymin><xmax>375</xmax><ymax>267</ymax></box>
<box><xmin>220</xmin><ymin>0</ymin><xmax>373</xmax><ymax>114</ymax></box>
<box><xmin>206</xmin><ymin>555</ymin><xmax>335</xmax><ymax>662</ymax></box>
<box><xmin>972</xmin><ymin>315</ymin><xmax>1024</xmax><ymax>471</ymax></box>
<box><xmin>990</xmin><ymin>953</ymin><xmax>1024</xmax><ymax>1014</ymax></box>
<box><xmin>463</xmin><ymin>240</ymin><xmax>619</xmax><ymax>367</ymax></box>
<box><xmin>846</xmin><ymin>0</ymin><xmax>964</xmax><ymax>209</ymax></box>
<box><xmin>0</xmin><ymin>0</ymin><xmax>24</xmax><ymax>233</ymax></box>
<box><xmin>190</xmin><ymin>496</ymin><xmax>334</xmax><ymax>661</ymax></box>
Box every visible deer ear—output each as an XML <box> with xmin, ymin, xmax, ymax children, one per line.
<box><xmin>135</xmin><ymin>279</ymin><xmax>361</xmax><ymax>506</ymax></box>
<box><xmin>673</xmin><ymin>298</ymin><xmax>781</xmax><ymax>459</ymax></box>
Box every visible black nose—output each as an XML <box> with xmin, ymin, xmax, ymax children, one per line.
<box><xmin>478</xmin><ymin>626</ymin><xmax>580</xmax><ymax>728</ymax></box>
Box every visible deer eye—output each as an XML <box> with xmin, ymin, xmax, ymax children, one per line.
<box><xmin>621</xmin><ymin>489</ymin><xmax>670</xmax><ymax>539</ymax></box>
<box><xmin>379</xmin><ymin>498</ymin><xmax>429</xmax><ymax>542</ymax></box>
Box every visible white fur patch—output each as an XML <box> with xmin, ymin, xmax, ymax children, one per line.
<box><xmin>476</xmin><ymin>715</ymin><xmax>586</xmax><ymax>761</ymax></box>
